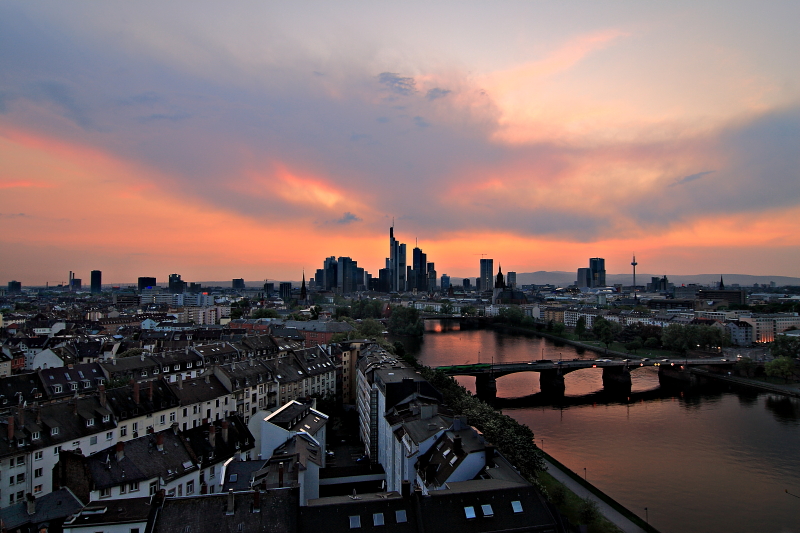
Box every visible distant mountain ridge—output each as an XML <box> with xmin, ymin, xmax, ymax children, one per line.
<box><xmin>515</xmin><ymin>271</ymin><xmax>800</xmax><ymax>287</ymax></box>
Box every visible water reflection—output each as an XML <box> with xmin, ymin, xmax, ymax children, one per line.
<box><xmin>410</xmin><ymin>324</ymin><xmax>800</xmax><ymax>533</ymax></box>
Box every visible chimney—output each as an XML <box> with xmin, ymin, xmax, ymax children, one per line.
<box><xmin>209</xmin><ymin>425</ymin><xmax>216</xmax><ymax>447</ymax></box>
<box><xmin>226</xmin><ymin>489</ymin><xmax>235</xmax><ymax>515</ymax></box>
<box><xmin>36</xmin><ymin>405</ymin><xmax>42</xmax><ymax>425</ymax></box>
<box><xmin>26</xmin><ymin>493</ymin><xmax>35</xmax><ymax>516</ymax></box>
<box><xmin>133</xmin><ymin>381</ymin><xmax>140</xmax><ymax>405</ymax></box>
<box><xmin>401</xmin><ymin>480</ymin><xmax>411</xmax><ymax>499</ymax></box>
<box><xmin>99</xmin><ymin>384</ymin><xmax>106</xmax><ymax>407</ymax></box>
<box><xmin>115</xmin><ymin>441</ymin><xmax>125</xmax><ymax>462</ymax></box>
<box><xmin>178</xmin><ymin>374</ymin><xmax>183</xmax><ymax>390</ymax></box>
<box><xmin>156</xmin><ymin>432</ymin><xmax>164</xmax><ymax>452</ymax></box>
<box><xmin>453</xmin><ymin>436</ymin><xmax>462</xmax><ymax>453</ymax></box>
<box><xmin>7</xmin><ymin>415</ymin><xmax>14</xmax><ymax>442</ymax></box>
<box><xmin>278</xmin><ymin>463</ymin><xmax>284</xmax><ymax>488</ymax></box>
<box><xmin>17</xmin><ymin>404</ymin><xmax>24</xmax><ymax>427</ymax></box>
<box><xmin>485</xmin><ymin>444</ymin><xmax>495</xmax><ymax>469</ymax></box>
<box><xmin>252</xmin><ymin>490</ymin><xmax>261</xmax><ymax>513</ymax></box>
<box><xmin>221</xmin><ymin>421</ymin><xmax>229</xmax><ymax>444</ymax></box>
<box><xmin>148</xmin><ymin>382</ymin><xmax>154</xmax><ymax>402</ymax></box>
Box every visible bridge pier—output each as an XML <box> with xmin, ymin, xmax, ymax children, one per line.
<box><xmin>539</xmin><ymin>370</ymin><xmax>565</xmax><ymax>394</ymax></box>
<box><xmin>475</xmin><ymin>374</ymin><xmax>497</xmax><ymax>401</ymax></box>
<box><xmin>602</xmin><ymin>367</ymin><xmax>632</xmax><ymax>391</ymax></box>
<box><xmin>658</xmin><ymin>366</ymin><xmax>701</xmax><ymax>386</ymax></box>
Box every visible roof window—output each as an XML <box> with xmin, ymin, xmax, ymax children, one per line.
<box><xmin>481</xmin><ymin>504</ymin><xmax>493</xmax><ymax>517</ymax></box>
<box><xmin>464</xmin><ymin>506</ymin><xmax>476</xmax><ymax>520</ymax></box>
<box><xmin>349</xmin><ymin>515</ymin><xmax>361</xmax><ymax>529</ymax></box>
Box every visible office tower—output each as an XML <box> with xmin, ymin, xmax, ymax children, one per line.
<box><xmin>411</xmin><ymin>245</ymin><xmax>427</xmax><ymax>292</ymax></box>
<box><xmin>506</xmin><ymin>271</ymin><xmax>516</xmax><ymax>289</ymax></box>
<box><xmin>72</xmin><ymin>278</ymin><xmax>82</xmax><ymax>291</ymax></box>
<box><xmin>576</xmin><ymin>268</ymin><xmax>591</xmax><ymax>288</ymax></box>
<box><xmin>322</xmin><ymin>256</ymin><xmax>338</xmax><ymax>291</ymax></box>
<box><xmin>168</xmin><ymin>273</ymin><xmax>186</xmax><ymax>294</ymax></box>
<box><xmin>138</xmin><ymin>277</ymin><xmax>157</xmax><ymax>291</ymax></box>
<box><xmin>463</xmin><ymin>278</ymin><xmax>471</xmax><ymax>290</ymax></box>
<box><xmin>337</xmin><ymin>257</ymin><xmax>355</xmax><ymax>294</ymax></box>
<box><xmin>188</xmin><ymin>282</ymin><xmax>202</xmax><ymax>294</ymax></box>
<box><xmin>479</xmin><ymin>258</ymin><xmax>493</xmax><ymax>293</ymax></box>
<box><xmin>232</xmin><ymin>278</ymin><xmax>245</xmax><ymax>290</ymax></box>
<box><xmin>387</xmin><ymin>225</ymin><xmax>407</xmax><ymax>292</ymax></box>
<box><xmin>90</xmin><ymin>270</ymin><xmax>102</xmax><ymax>294</ymax></box>
<box><xmin>427</xmin><ymin>263</ymin><xmax>437</xmax><ymax>292</ymax></box>
<box><xmin>264</xmin><ymin>282</ymin><xmax>274</xmax><ymax>295</ymax></box>
<box><xmin>279</xmin><ymin>282</ymin><xmax>292</xmax><ymax>302</ymax></box>
<box><xmin>441</xmin><ymin>274</ymin><xmax>450</xmax><ymax>291</ymax></box>
<box><xmin>7</xmin><ymin>280</ymin><xmax>21</xmax><ymax>293</ymax></box>
<box><xmin>589</xmin><ymin>258</ymin><xmax>606</xmax><ymax>287</ymax></box>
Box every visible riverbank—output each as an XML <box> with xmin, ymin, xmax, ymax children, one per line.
<box><xmin>541</xmin><ymin>451</ymin><xmax>657</xmax><ymax>533</ymax></box>
<box><xmin>690</xmin><ymin>367</ymin><xmax>800</xmax><ymax>397</ymax></box>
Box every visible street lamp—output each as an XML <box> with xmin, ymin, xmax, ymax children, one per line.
<box><xmin>644</xmin><ymin>507</ymin><xmax>649</xmax><ymax>524</ymax></box>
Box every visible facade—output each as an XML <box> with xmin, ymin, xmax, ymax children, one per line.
<box><xmin>90</xmin><ymin>270</ymin><xmax>102</xmax><ymax>294</ymax></box>
<box><xmin>589</xmin><ymin>257</ymin><xmax>606</xmax><ymax>287</ymax></box>
<box><xmin>479</xmin><ymin>259</ymin><xmax>493</xmax><ymax>294</ymax></box>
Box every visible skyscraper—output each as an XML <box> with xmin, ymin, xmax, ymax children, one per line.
<box><xmin>479</xmin><ymin>258</ymin><xmax>493</xmax><ymax>294</ymax></box>
<box><xmin>279</xmin><ymin>282</ymin><xmax>292</xmax><ymax>302</ymax></box>
<box><xmin>232</xmin><ymin>278</ymin><xmax>245</xmax><ymax>290</ymax></box>
<box><xmin>90</xmin><ymin>270</ymin><xmax>102</xmax><ymax>294</ymax></box>
<box><xmin>576</xmin><ymin>268</ymin><xmax>591</xmax><ymax>288</ymax></box>
<box><xmin>589</xmin><ymin>258</ymin><xmax>606</xmax><ymax>287</ymax></box>
<box><xmin>506</xmin><ymin>271</ymin><xmax>516</xmax><ymax>289</ymax></box>
<box><xmin>168</xmin><ymin>273</ymin><xmax>186</xmax><ymax>294</ymax></box>
<box><xmin>387</xmin><ymin>225</ymin><xmax>407</xmax><ymax>292</ymax></box>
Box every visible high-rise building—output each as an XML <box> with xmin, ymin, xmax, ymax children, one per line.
<box><xmin>387</xmin><ymin>225</ymin><xmax>407</xmax><ymax>292</ymax></box>
<box><xmin>576</xmin><ymin>268</ymin><xmax>591</xmax><ymax>288</ymax></box>
<box><xmin>427</xmin><ymin>263</ymin><xmax>437</xmax><ymax>292</ymax></box>
<box><xmin>279</xmin><ymin>282</ymin><xmax>292</xmax><ymax>302</ymax></box>
<box><xmin>138</xmin><ymin>277</ymin><xmax>157</xmax><ymax>291</ymax></box>
<box><xmin>90</xmin><ymin>270</ymin><xmax>102</xmax><ymax>294</ymax></box>
<box><xmin>506</xmin><ymin>271</ymin><xmax>516</xmax><ymax>289</ymax></box>
<box><xmin>589</xmin><ymin>258</ymin><xmax>606</xmax><ymax>287</ymax></box>
<box><xmin>72</xmin><ymin>278</ymin><xmax>82</xmax><ymax>291</ymax></box>
<box><xmin>441</xmin><ymin>274</ymin><xmax>450</xmax><ymax>291</ymax></box>
<box><xmin>232</xmin><ymin>278</ymin><xmax>245</xmax><ymax>290</ymax></box>
<box><xmin>411</xmin><ymin>246</ymin><xmax>427</xmax><ymax>292</ymax></box>
<box><xmin>168</xmin><ymin>273</ymin><xmax>186</xmax><ymax>294</ymax></box>
<box><xmin>479</xmin><ymin>258</ymin><xmax>494</xmax><ymax>293</ymax></box>
<box><xmin>7</xmin><ymin>280</ymin><xmax>21</xmax><ymax>294</ymax></box>
<box><xmin>463</xmin><ymin>278</ymin><xmax>472</xmax><ymax>290</ymax></box>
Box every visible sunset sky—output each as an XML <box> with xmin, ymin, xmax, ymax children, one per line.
<box><xmin>2</xmin><ymin>1</ymin><xmax>799</xmax><ymax>285</ymax></box>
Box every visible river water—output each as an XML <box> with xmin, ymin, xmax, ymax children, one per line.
<box><xmin>403</xmin><ymin>321</ymin><xmax>800</xmax><ymax>533</ymax></box>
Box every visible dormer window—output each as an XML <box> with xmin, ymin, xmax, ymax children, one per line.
<box><xmin>86</xmin><ymin>419</ymin><xmax>95</xmax><ymax>427</ymax></box>
<box><xmin>82</xmin><ymin>380</ymin><xmax>91</xmax><ymax>388</ymax></box>
<box><xmin>103</xmin><ymin>414</ymin><xmax>110</xmax><ymax>423</ymax></box>
<box><xmin>32</xmin><ymin>431</ymin><xmax>40</xmax><ymax>440</ymax></box>
<box><xmin>187</xmin><ymin>362</ymin><xmax>192</xmax><ymax>369</ymax></box>
<box><xmin>173</xmin><ymin>365</ymin><xmax>180</xmax><ymax>371</ymax></box>
<box><xmin>53</xmin><ymin>385</ymin><xmax>62</xmax><ymax>394</ymax></box>
<box><xmin>153</xmin><ymin>368</ymin><xmax>159</xmax><ymax>374</ymax></box>
<box><xmin>51</xmin><ymin>427</ymin><xmax>59</xmax><ymax>436</ymax></box>
<box><xmin>70</xmin><ymin>382</ymin><xmax>79</xmax><ymax>391</ymax></box>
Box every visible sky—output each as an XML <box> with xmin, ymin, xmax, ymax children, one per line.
<box><xmin>1</xmin><ymin>1</ymin><xmax>799</xmax><ymax>285</ymax></box>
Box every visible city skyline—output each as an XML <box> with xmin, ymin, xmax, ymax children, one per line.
<box><xmin>1</xmin><ymin>2</ymin><xmax>799</xmax><ymax>283</ymax></box>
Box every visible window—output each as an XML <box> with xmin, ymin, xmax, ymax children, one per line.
<box><xmin>16</xmin><ymin>456</ymin><xmax>24</xmax><ymax>466</ymax></box>
<box><xmin>53</xmin><ymin>385</ymin><xmax>62</xmax><ymax>393</ymax></box>
<box><xmin>32</xmin><ymin>431</ymin><xmax>40</xmax><ymax>440</ymax></box>
<box><xmin>54</xmin><ymin>445</ymin><xmax>62</xmax><ymax>455</ymax></box>
<box><xmin>187</xmin><ymin>362</ymin><xmax>192</xmax><ymax>368</ymax></box>
<box><xmin>177</xmin><ymin>484</ymin><xmax>182</xmax><ymax>497</ymax></box>
<box><xmin>395</xmin><ymin>510</ymin><xmax>407</xmax><ymax>523</ymax></box>
<box><xmin>16</xmin><ymin>474</ymin><xmax>25</xmax><ymax>484</ymax></box>
<box><xmin>70</xmin><ymin>382</ymin><xmax>79</xmax><ymax>391</ymax></box>
<box><xmin>349</xmin><ymin>516</ymin><xmax>361</xmax><ymax>529</ymax></box>
<box><xmin>174</xmin><ymin>365</ymin><xmax>180</xmax><ymax>371</ymax></box>
<box><xmin>100</xmin><ymin>487</ymin><xmax>111</xmax><ymax>498</ymax></box>
<box><xmin>170</xmin><ymin>412</ymin><xmax>176</xmax><ymax>422</ymax></box>
<box><xmin>120</xmin><ymin>483</ymin><xmax>127</xmax><ymax>494</ymax></box>
<box><xmin>150</xmin><ymin>481</ymin><xmax>158</xmax><ymax>495</ymax></box>
<box><xmin>160</xmin><ymin>415</ymin><xmax>166</xmax><ymax>425</ymax></box>
<box><xmin>193</xmin><ymin>406</ymin><xmax>198</xmax><ymax>415</ymax></box>
<box><xmin>153</xmin><ymin>368</ymin><xmax>159</xmax><ymax>374</ymax></box>
<box><xmin>34</xmin><ymin>484</ymin><xmax>42</xmax><ymax>494</ymax></box>
<box><xmin>120</xmin><ymin>426</ymin><xmax>127</xmax><ymax>437</ymax></box>
<box><xmin>183</xmin><ymin>408</ymin><xmax>188</xmax><ymax>417</ymax></box>
<box><xmin>129</xmin><ymin>481</ymin><xmax>139</xmax><ymax>492</ymax></box>
<box><xmin>464</xmin><ymin>506</ymin><xmax>476</xmax><ymax>520</ymax></box>
<box><xmin>106</xmin><ymin>431</ymin><xmax>113</xmax><ymax>441</ymax></box>
<box><xmin>209</xmin><ymin>465</ymin><xmax>216</xmax><ymax>479</ymax></box>
<box><xmin>103</xmin><ymin>414</ymin><xmax>110</xmax><ymax>423</ymax></box>
<box><xmin>35</xmin><ymin>468</ymin><xmax>43</xmax><ymax>478</ymax></box>
<box><xmin>34</xmin><ymin>451</ymin><xmax>43</xmax><ymax>461</ymax></box>
<box><xmin>132</xmin><ymin>422</ymin><xmax>138</xmax><ymax>433</ymax></box>
<box><xmin>90</xmin><ymin>436</ymin><xmax>98</xmax><ymax>445</ymax></box>
<box><xmin>373</xmin><ymin>513</ymin><xmax>384</xmax><ymax>526</ymax></box>
<box><xmin>186</xmin><ymin>480</ymin><xmax>194</xmax><ymax>495</ymax></box>
<box><xmin>9</xmin><ymin>477</ymin><xmax>14</xmax><ymax>487</ymax></box>
<box><xmin>481</xmin><ymin>504</ymin><xmax>494</xmax><ymax>517</ymax></box>
<box><xmin>141</xmin><ymin>370</ymin><xmax>148</xmax><ymax>377</ymax></box>
<box><xmin>87</xmin><ymin>418</ymin><xmax>95</xmax><ymax>427</ymax></box>
<box><xmin>51</xmin><ymin>427</ymin><xmax>59</xmax><ymax>436</ymax></box>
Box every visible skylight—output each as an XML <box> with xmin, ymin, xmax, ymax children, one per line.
<box><xmin>481</xmin><ymin>504</ymin><xmax>494</xmax><ymax>517</ymax></box>
<box><xmin>464</xmin><ymin>506</ymin><xmax>476</xmax><ymax>520</ymax></box>
<box><xmin>511</xmin><ymin>500</ymin><xmax>523</xmax><ymax>513</ymax></box>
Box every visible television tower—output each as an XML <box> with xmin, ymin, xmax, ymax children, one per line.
<box><xmin>631</xmin><ymin>254</ymin><xmax>638</xmax><ymax>300</ymax></box>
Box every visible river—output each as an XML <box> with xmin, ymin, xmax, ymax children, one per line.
<box><xmin>402</xmin><ymin>321</ymin><xmax>800</xmax><ymax>533</ymax></box>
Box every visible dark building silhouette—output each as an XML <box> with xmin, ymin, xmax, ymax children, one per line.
<box><xmin>90</xmin><ymin>270</ymin><xmax>102</xmax><ymax>293</ymax></box>
<box><xmin>232</xmin><ymin>278</ymin><xmax>245</xmax><ymax>290</ymax></box>
<box><xmin>138</xmin><ymin>276</ymin><xmax>157</xmax><ymax>291</ymax></box>
<box><xmin>168</xmin><ymin>273</ymin><xmax>186</xmax><ymax>294</ymax></box>
<box><xmin>280</xmin><ymin>282</ymin><xmax>292</xmax><ymax>303</ymax></box>
<box><xmin>589</xmin><ymin>257</ymin><xmax>606</xmax><ymax>287</ymax></box>
<box><xmin>7</xmin><ymin>280</ymin><xmax>21</xmax><ymax>293</ymax></box>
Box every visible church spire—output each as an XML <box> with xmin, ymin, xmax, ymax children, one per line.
<box><xmin>719</xmin><ymin>275</ymin><xmax>725</xmax><ymax>290</ymax></box>
<box><xmin>300</xmin><ymin>270</ymin><xmax>307</xmax><ymax>302</ymax></box>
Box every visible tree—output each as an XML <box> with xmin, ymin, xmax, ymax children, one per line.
<box><xmin>498</xmin><ymin>306</ymin><xmax>524</xmax><ymax>326</ymax></box>
<box><xmin>334</xmin><ymin>306</ymin><xmax>351</xmax><ymax>319</ymax></box>
<box><xmin>310</xmin><ymin>305</ymin><xmax>322</xmax><ymax>320</ymax></box>
<box><xmin>592</xmin><ymin>317</ymin><xmax>618</xmax><ymax>349</ymax></box>
<box><xmin>251</xmin><ymin>308</ymin><xmax>279</xmax><ymax>319</ymax></box>
<box><xmin>552</xmin><ymin>322</ymin><xmax>566</xmax><ymax>336</ymax></box>
<box><xmin>358</xmin><ymin>319</ymin><xmax>385</xmax><ymax>339</ymax></box>
<box><xmin>662</xmin><ymin>324</ymin><xmax>690</xmax><ymax>354</ymax></box>
<box><xmin>440</xmin><ymin>302</ymin><xmax>454</xmax><ymax>315</ymax></box>
<box><xmin>574</xmin><ymin>316</ymin><xmax>586</xmax><ymax>339</ymax></box>
<box><xmin>624</xmin><ymin>340</ymin><xmax>643</xmax><ymax>353</ymax></box>
<box><xmin>387</xmin><ymin>305</ymin><xmax>424</xmax><ymax>337</ymax></box>
<box><xmin>461</xmin><ymin>305</ymin><xmax>477</xmax><ymax>317</ymax></box>
<box><xmin>735</xmin><ymin>357</ymin><xmax>757</xmax><ymax>378</ymax></box>
<box><xmin>771</xmin><ymin>336</ymin><xmax>800</xmax><ymax>359</ymax></box>
<box><xmin>765</xmin><ymin>356</ymin><xmax>796</xmax><ymax>383</ymax></box>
